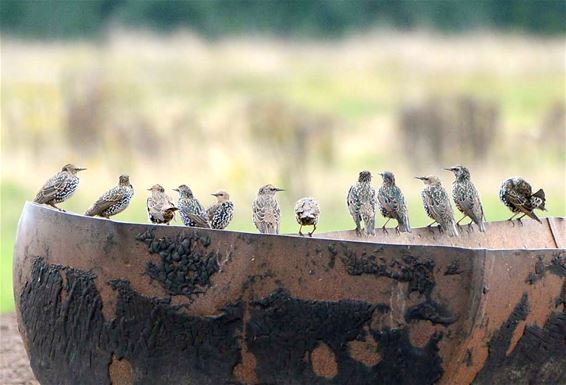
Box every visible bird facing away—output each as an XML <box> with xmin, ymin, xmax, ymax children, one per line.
<box><xmin>146</xmin><ymin>184</ymin><xmax>178</xmax><ymax>225</ymax></box>
<box><xmin>377</xmin><ymin>171</ymin><xmax>411</xmax><ymax>233</ymax></box>
<box><xmin>445</xmin><ymin>166</ymin><xmax>486</xmax><ymax>232</ymax></box>
<box><xmin>34</xmin><ymin>164</ymin><xmax>86</xmax><ymax>211</ymax></box>
<box><xmin>294</xmin><ymin>197</ymin><xmax>320</xmax><ymax>236</ymax></box>
<box><xmin>85</xmin><ymin>175</ymin><xmax>134</xmax><ymax>218</ymax></box>
<box><xmin>252</xmin><ymin>184</ymin><xmax>284</xmax><ymax>234</ymax></box>
<box><xmin>174</xmin><ymin>184</ymin><xmax>206</xmax><ymax>227</ymax></box>
<box><xmin>347</xmin><ymin>170</ymin><xmax>377</xmax><ymax>236</ymax></box>
<box><xmin>499</xmin><ymin>177</ymin><xmax>546</xmax><ymax>224</ymax></box>
<box><xmin>416</xmin><ymin>176</ymin><xmax>459</xmax><ymax>237</ymax></box>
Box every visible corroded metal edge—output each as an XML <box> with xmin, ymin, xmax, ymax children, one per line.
<box><xmin>12</xmin><ymin>202</ymin><xmax>566</xmax><ymax>385</ymax></box>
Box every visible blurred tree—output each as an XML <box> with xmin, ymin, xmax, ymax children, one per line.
<box><xmin>1</xmin><ymin>0</ymin><xmax>564</xmax><ymax>39</ymax></box>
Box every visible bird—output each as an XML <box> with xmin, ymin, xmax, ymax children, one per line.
<box><xmin>34</xmin><ymin>163</ymin><xmax>86</xmax><ymax>211</ymax></box>
<box><xmin>188</xmin><ymin>190</ymin><xmax>234</xmax><ymax>230</ymax></box>
<box><xmin>416</xmin><ymin>176</ymin><xmax>459</xmax><ymax>237</ymax></box>
<box><xmin>173</xmin><ymin>184</ymin><xmax>206</xmax><ymax>227</ymax></box>
<box><xmin>146</xmin><ymin>184</ymin><xmax>178</xmax><ymax>225</ymax></box>
<box><xmin>499</xmin><ymin>177</ymin><xmax>546</xmax><ymax>224</ymax></box>
<box><xmin>377</xmin><ymin>171</ymin><xmax>411</xmax><ymax>233</ymax></box>
<box><xmin>85</xmin><ymin>175</ymin><xmax>134</xmax><ymax>218</ymax></box>
<box><xmin>252</xmin><ymin>184</ymin><xmax>284</xmax><ymax>234</ymax></box>
<box><xmin>347</xmin><ymin>170</ymin><xmax>377</xmax><ymax>236</ymax></box>
<box><xmin>445</xmin><ymin>166</ymin><xmax>486</xmax><ymax>232</ymax></box>
<box><xmin>294</xmin><ymin>197</ymin><xmax>320</xmax><ymax>236</ymax></box>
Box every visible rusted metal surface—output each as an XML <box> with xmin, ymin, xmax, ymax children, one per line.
<box><xmin>12</xmin><ymin>202</ymin><xmax>566</xmax><ymax>385</ymax></box>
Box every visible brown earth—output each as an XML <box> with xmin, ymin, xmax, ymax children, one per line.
<box><xmin>0</xmin><ymin>313</ymin><xmax>38</xmax><ymax>385</ymax></box>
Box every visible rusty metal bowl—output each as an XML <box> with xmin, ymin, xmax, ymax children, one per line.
<box><xmin>13</xmin><ymin>202</ymin><xmax>566</xmax><ymax>385</ymax></box>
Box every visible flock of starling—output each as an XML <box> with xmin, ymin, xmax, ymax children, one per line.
<box><xmin>33</xmin><ymin>163</ymin><xmax>547</xmax><ymax>237</ymax></box>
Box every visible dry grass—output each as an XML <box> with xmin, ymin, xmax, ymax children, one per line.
<box><xmin>1</xmin><ymin>30</ymin><xmax>565</xmax><ymax>312</ymax></box>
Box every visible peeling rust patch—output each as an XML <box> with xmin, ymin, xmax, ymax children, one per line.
<box><xmin>108</xmin><ymin>354</ymin><xmax>134</xmax><ymax>385</ymax></box>
<box><xmin>310</xmin><ymin>342</ymin><xmax>338</xmax><ymax>379</ymax></box>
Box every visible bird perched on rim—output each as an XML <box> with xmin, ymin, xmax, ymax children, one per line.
<box><xmin>146</xmin><ymin>184</ymin><xmax>178</xmax><ymax>225</ymax></box>
<box><xmin>85</xmin><ymin>175</ymin><xmax>134</xmax><ymax>218</ymax></box>
<box><xmin>499</xmin><ymin>177</ymin><xmax>546</xmax><ymax>224</ymax></box>
<box><xmin>377</xmin><ymin>171</ymin><xmax>411</xmax><ymax>233</ymax></box>
<box><xmin>347</xmin><ymin>170</ymin><xmax>377</xmax><ymax>236</ymax></box>
<box><xmin>445</xmin><ymin>166</ymin><xmax>486</xmax><ymax>232</ymax></box>
<box><xmin>252</xmin><ymin>184</ymin><xmax>284</xmax><ymax>234</ymax></box>
<box><xmin>173</xmin><ymin>184</ymin><xmax>206</xmax><ymax>227</ymax></box>
<box><xmin>416</xmin><ymin>176</ymin><xmax>459</xmax><ymax>237</ymax></box>
<box><xmin>34</xmin><ymin>163</ymin><xmax>86</xmax><ymax>211</ymax></box>
<box><xmin>188</xmin><ymin>190</ymin><xmax>234</xmax><ymax>230</ymax></box>
<box><xmin>294</xmin><ymin>197</ymin><xmax>320</xmax><ymax>237</ymax></box>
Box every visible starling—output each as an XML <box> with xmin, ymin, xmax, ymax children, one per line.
<box><xmin>34</xmin><ymin>163</ymin><xmax>86</xmax><ymax>211</ymax></box>
<box><xmin>252</xmin><ymin>184</ymin><xmax>284</xmax><ymax>234</ymax></box>
<box><xmin>294</xmin><ymin>197</ymin><xmax>320</xmax><ymax>236</ymax></box>
<box><xmin>173</xmin><ymin>184</ymin><xmax>206</xmax><ymax>227</ymax></box>
<box><xmin>146</xmin><ymin>184</ymin><xmax>178</xmax><ymax>225</ymax></box>
<box><xmin>416</xmin><ymin>176</ymin><xmax>459</xmax><ymax>237</ymax></box>
<box><xmin>499</xmin><ymin>177</ymin><xmax>546</xmax><ymax>224</ymax></box>
<box><xmin>445</xmin><ymin>166</ymin><xmax>486</xmax><ymax>232</ymax></box>
<box><xmin>85</xmin><ymin>175</ymin><xmax>134</xmax><ymax>218</ymax></box>
<box><xmin>377</xmin><ymin>171</ymin><xmax>411</xmax><ymax>233</ymax></box>
<box><xmin>207</xmin><ymin>191</ymin><xmax>234</xmax><ymax>230</ymax></box>
<box><xmin>347</xmin><ymin>170</ymin><xmax>377</xmax><ymax>236</ymax></box>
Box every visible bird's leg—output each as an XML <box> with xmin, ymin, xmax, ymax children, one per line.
<box><xmin>308</xmin><ymin>224</ymin><xmax>316</xmax><ymax>237</ymax></box>
<box><xmin>49</xmin><ymin>203</ymin><xmax>65</xmax><ymax>212</ymax></box>
<box><xmin>516</xmin><ymin>213</ymin><xmax>526</xmax><ymax>226</ymax></box>
<box><xmin>507</xmin><ymin>213</ymin><xmax>519</xmax><ymax>226</ymax></box>
<box><xmin>456</xmin><ymin>216</ymin><xmax>467</xmax><ymax>226</ymax></box>
<box><xmin>298</xmin><ymin>225</ymin><xmax>304</xmax><ymax>237</ymax></box>
<box><xmin>426</xmin><ymin>221</ymin><xmax>437</xmax><ymax>233</ymax></box>
<box><xmin>467</xmin><ymin>220</ymin><xmax>474</xmax><ymax>233</ymax></box>
<box><xmin>395</xmin><ymin>225</ymin><xmax>401</xmax><ymax>235</ymax></box>
<box><xmin>382</xmin><ymin>218</ymin><xmax>391</xmax><ymax>234</ymax></box>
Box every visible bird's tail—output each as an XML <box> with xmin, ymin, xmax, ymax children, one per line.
<box><xmin>84</xmin><ymin>207</ymin><xmax>96</xmax><ymax>216</ymax></box>
<box><xmin>445</xmin><ymin>221</ymin><xmax>460</xmax><ymax>237</ymax></box>
<box><xmin>397</xmin><ymin>214</ymin><xmax>411</xmax><ymax>233</ymax></box>
<box><xmin>531</xmin><ymin>189</ymin><xmax>546</xmax><ymax>211</ymax></box>
<box><xmin>477</xmin><ymin>220</ymin><xmax>486</xmax><ymax>232</ymax></box>
<box><xmin>187</xmin><ymin>213</ymin><xmax>210</xmax><ymax>228</ymax></box>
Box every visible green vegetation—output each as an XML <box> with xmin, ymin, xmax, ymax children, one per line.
<box><xmin>1</xmin><ymin>0</ymin><xmax>565</xmax><ymax>39</ymax></box>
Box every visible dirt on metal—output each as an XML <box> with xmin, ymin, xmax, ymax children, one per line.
<box><xmin>12</xmin><ymin>202</ymin><xmax>566</xmax><ymax>385</ymax></box>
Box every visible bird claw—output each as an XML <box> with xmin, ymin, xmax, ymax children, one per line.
<box><xmin>308</xmin><ymin>232</ymin><xmax>314</xmax><ymax>237</ymax></box>
<box><xmin>395</xmin><ymin>226</ymin><xmax>401</xmax><ymax>235</ymax></box>
<box><xmin>382</xmin><ymin>227</ymin><xmax>389</xmax><ymax>234</ymax></box>
<box><xmin>517</xmin><ymin>218</ymin><xmax>523</xmax><ymax>227</ymax></box>
<box><xmin>355</xmin><ymin>228</ymin><xmax>362</xmax><ymax>237</ymax></box>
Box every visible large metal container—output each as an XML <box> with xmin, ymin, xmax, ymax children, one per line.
<box><xmin>13</xmin><ymin>202</ymin><xmax>566</xmax><ymax>385</ymax></box>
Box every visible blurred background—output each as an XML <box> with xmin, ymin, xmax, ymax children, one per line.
<box><xmin>1</xmin><ymin>0</ymin><xmax>565</xmax><ymax>312</ymax></box>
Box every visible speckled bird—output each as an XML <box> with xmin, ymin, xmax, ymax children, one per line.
<box><xmin>294</xmin><ymin>197</ymin><xmax>320</xmax><ymax>236</ymax></box>
<box><xmin>445</xmin><ymin>166</ymin><xmax>485</xmax><ymax>232</ymax></box>
<box><xmin>377</xmin><ymin>171</ymin><xmax>411</xmax><ymax>233</ymax></box>
<box><xmin>173</xmin><ymin>184</ymin><xmax>206</xmax><ymax>227</ymax></box>
<box><xmin>347</xmin><ymin>170</ymin><xmax>377</xmax><ymax>236</ymax></box>
<box><xmin>146</xmin><ymin>184</ymin><xmax>178</xmax><ymax>225</ymax></box>
<box><xmin>85</xmin><ymin>175</ymin><xmax>134</xmax><ymax>218</ymax></box>
<box><xmin>252</xmin><ymin>184</ymin><xmax>284</xmax><ymax>234</ymax></box>
<box><xmin>34</xmin><ymin>163</ymin><xmax>86</xmax><ymax>211</ymax></box>
<box><xmin>499</xmin><ymin>177</ymin><xmax>546</xmax><ymax>224</ymax></box>
<box><xmin>416</xmin><ymin>176</ymin><xmax>459</xmax><ymax>237</ymax></box>
<box><xmin>189</xmin><ymin>191</ymin><xmax>234</xmax><ymax>229</ymax></box>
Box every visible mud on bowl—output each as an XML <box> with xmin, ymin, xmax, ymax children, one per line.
<box><xmin>12</xmin><ymin>202</ymin><xmax>566</xmax><ymax>385</ymax></box>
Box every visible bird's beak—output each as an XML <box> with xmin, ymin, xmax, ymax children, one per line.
<box><xmin>76</xmin><ymin>167</ymin><xmax>87</xmax><ymax>171</ymax></box>
<box><xmin>444</xmin><ymin>167</ymin><xmax>455</xmax><ymax>172</ymax></box>
<box><xmin>275</xmin><ymin>187</ymin><xmax>285</xmax><ymax>192</ymax></box>
<box><xmin>173</xmin><ymin>188</ymin><xmax>179</xmax><ymax>192</ymax></box>
<box><xmin>211</xmin><ymin>193</ymin><xmax>218</xmax><ymax>196</ymax></box>
<box><xmin>378</xmin><ymin>172</ymin><xmax>384</xmax><ymax>176</ymax></box>
<box><xmin>415</xmin><ymin>176</ymin><xmax>426</xmax><ymax>180</ymax></box>
<box><xmin>147</xmin><ymin>188</ymin><xmax>152</xmax><ymax>191</ymax></box>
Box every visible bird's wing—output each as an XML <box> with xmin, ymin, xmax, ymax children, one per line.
<box><xmin>347</xmin><ymin>185</ymin><xmax>358</xmax><ymax>217</ymax></box>
<box><xmin>34</xmin><ymin>173</ymin><xmax>67</xmax><ymax>203</ymax></box>
<box><xmin>505</xmin><ymin>188</ymin><xmax>529</xmax><ymax>210</ymax></box>
<box><xmin>429</xmin><ymin>188</ymin><xmax>453</xmax><ymax>222</ymax></box>
<box><xmin>187</xmin><ymin>213</ymin><xmax>210</xmax><ymax>228</ymax></box>
<box><xmin>86</xmin><ymin>187</ymin><xmax>123</xmax><ymax>216</ymax></box>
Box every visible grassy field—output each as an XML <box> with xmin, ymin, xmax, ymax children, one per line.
<box><xmin>1</xmin><ymin>31</ymin><xmax>564</xmax><ymax>313</ymax></box>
